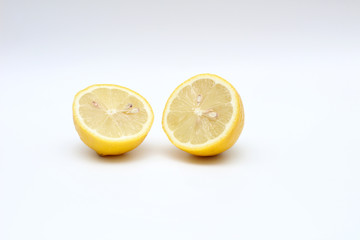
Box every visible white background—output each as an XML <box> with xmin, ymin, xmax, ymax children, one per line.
<box><xmin>1</xmin><ymin>0</ymin><xmax>360</xmax><ymax>239</ymax></box>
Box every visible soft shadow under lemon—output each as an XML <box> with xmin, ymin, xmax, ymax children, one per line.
<box><xmin>73</xmin><ymin>142</ymin><xmax>153</xmax><ymax>164</ymax></box>
<box><xmin>162</xmin><ymin>144</ymin><xmax>245</xmax><ymax>165</ymax></box>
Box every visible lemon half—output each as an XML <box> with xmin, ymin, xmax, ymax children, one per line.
<box><xmin>73</xmin><ymin>84</ymin><xmax>154</xmax><ymax>156</ymax></box>
<box><xmin>162</xmin><ymin>74</ymin><xmax>244</xmax><ymax>156</ymax></box>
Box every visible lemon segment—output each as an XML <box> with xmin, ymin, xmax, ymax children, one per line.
<box><xmin>73</xmin><ymin>84</ymin><xmax>153</xmax><ymax>156</ymax></box>
<box><xmin>162</xmin><ymin>74</ymin><xmax>244</xmax><ymax>156</ymax></box>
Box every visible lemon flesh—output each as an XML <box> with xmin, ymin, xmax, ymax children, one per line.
<box><xmin>162</xmin><ymin>74</ymin><xmax>244</xmax><ymax>156</ymax></box>
<box><xmin>73</xmin><ymin>84</ymin><xmax>153</xmax><ymax>156</ymax></box>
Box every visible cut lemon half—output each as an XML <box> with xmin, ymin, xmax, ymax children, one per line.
<box><xmin>73</xmin><ymin>84</ymin><xmax>154</xmax><ymax>156</ymax></box>
<box><xmin>162</xmin><ymin>74</ymin><xmax>244</xmax><ymax>156</ymax></box>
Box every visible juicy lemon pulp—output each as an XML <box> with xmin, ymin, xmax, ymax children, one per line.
<box><xmin>162</xmin><ymin>74</ymin><xmax>244</xmax><ymax>156</ymax></box>
<box><xmin>167</xmin><ymin>78</ymin><xmax>234</xmax><ymax>144</ymax></box>
<box><xmin>73</xmin><ymin>84</ymin><xmax>153</xmax><ymax>155</ymax></box>
<box><xmin>78</xmin><ymin>88</ymin><xmax>148</xmax><ymax>138</ymax></box>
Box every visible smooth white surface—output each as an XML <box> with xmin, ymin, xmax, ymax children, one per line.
<box><xmin>1</xmin><ymin>0</ymin><xmax>360</xmax><ymax>239</ymax></box>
